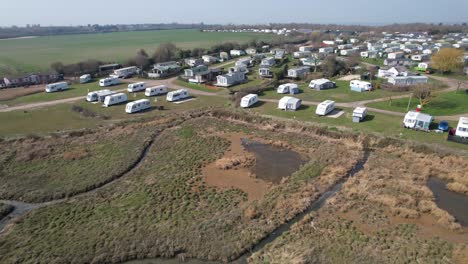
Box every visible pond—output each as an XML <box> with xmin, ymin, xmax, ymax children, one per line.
<box><xmin>241</xmin><ymin>139</ymin><xmax>306</xmax><ymax>184</ymax></box>
<box><xmin>427</xmin><ymin>177</ymin><xmax>468</xmax><ymax>227</ymax></box>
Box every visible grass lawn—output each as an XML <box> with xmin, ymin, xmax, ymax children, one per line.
<box><xmin>173</xmin><ymin>79</ymin><xmax>223</xmax><ymax>93</ymax></box>
<box><xmin>0</xmin><ymin>30</ymin><xmax>276</xmax><ymax>75</ymax></box>
<box><xmin>366</xmin><ymin>91</ymin><xmax>468</xmax><ymax>116</ymax></box>
<box><xmin>0</xmin><ymin>80</ymin><xmax>127</xmax><ymax>106</ymax></box>
<box><xmin>261</xmin><ymin>80</ymin><xmax>406</xmax><ymax>103</ymax></box>
<box><xmin>360</xmin><ymin>57</ymin><xmax>385</xmax><ymax>67</ymax></box>
<box><xmin>431</xmin><ymin>72</ymin><xmax>468</xmax><ymax>81</ymax></box>
<box><xmin>248</xmin><ymin>102</ymin><xmax>468</xmax><ymax>151</ymax></box>
<box><xmin>0</xmin><ymin>93</ymin><xmax>228</xmax><ymax>137</ymax></box>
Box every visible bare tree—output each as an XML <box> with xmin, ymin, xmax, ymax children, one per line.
<box><xmin>412</xmin><ymin>85</ymin><xmax>434</xmax><ymax>108</ymax></box>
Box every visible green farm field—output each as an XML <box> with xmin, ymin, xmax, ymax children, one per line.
<box><xmin>0</xmin><ymin>29</ymin><xmax>275</xmax><ymax>75</ymax></box>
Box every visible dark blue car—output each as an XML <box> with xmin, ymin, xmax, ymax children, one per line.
<box><xmin>438</xmin><ymin>121</ymin><xmax>449</xmax><ymax>131</ymax></box>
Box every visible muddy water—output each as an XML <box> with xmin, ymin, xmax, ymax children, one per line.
<box><xmin>126</xmin><ymin>150</ymin><xmax>372</xmax><ymax>264</ymax></box>
<box><xmin>427</xmin><ymin>177</ymin><xmax>468</xmax><ymax>227</ymax></box>
<box><xmin>241</xmin><ymin>139</ymin><xmax>306</xmax><ymax>184</ymax></box>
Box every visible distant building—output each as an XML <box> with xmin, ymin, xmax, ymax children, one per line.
<box><xmin>148</xmin><ymin>62</ymin><xmax>181</xmax><ymax>78</ymax></box>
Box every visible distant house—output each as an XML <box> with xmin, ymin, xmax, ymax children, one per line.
<box><xmin>2</xmin><ymin>72</ymin><xmax>60</xmax><ymax>87</ymax></box>
<box><xmin>411</xmin><ymin>54</ymin><xmax>430</xmax><ymax>61</ymax></box>
<box><xmin>319</xmin><ymin>47</ymin><xmax>334</xmax><ymax>54</ymax></box>
<box><xmin>99</xmin><ymin>63</ymin><xmax>121</xmax><ymax>73</ymax></box>
<box><xmin>388</xmin><ymin>76</ymin><xmax>428</xmax><ymax>86</ymax></box>
<box><xmin>293</xmin><ymin>51</ymin><xmax>312</xmax><ymax>59</ymax></box>
<box><xmin>230</xmin><ymin>50</ymin><xmax>246</xmax><ymax>57</ymax></box>
<box><xmin>360</xmin><ymin>51</ymin><xmax>378</xmax><ymax>58</ymax></box>
<box><xmin>220</xmin><ymin>52</ymin><xmax>230</xmax><ymax>62</ymax></box>
<box><xmin>259</xmin><ymin>66</ymin><xmax>273</xmax><ymax>78</ymax></box>
<box><xmin>148</xmin><ymin>62</ymin><xmax>181</xmax><ymax>78</ymax></box>
<box><xmin>287</xmin><ymin>66</ymin><xmax>310</xmax><ymax>79</ymax></box>
<box><xmin>245</xmin><ymin>48</ymin><xmax>257</xmax><ymax>55</ymax></box>
<box><xmin>273</xmin><ymin>49</ymin><xmax>286</xmax><ymax>59</ymax></box>
<box><xmin>377</xmin><ymin>66</ymin><xmax>408</xmax><ymax>78</ymax></box>
<box><xmin>340</xmin><ymin>49</ymin><xmax>359</xmax><ymax>56</ymax></box>
<box><xmin>387</xmin><ymin>52</ymin><xmax>405</xmax><ymax>59</ymax></box>
<box><xmin>299</xmin><ymin>46</ymin><xmax>314</xmax><ymax>52</ymax></box>
<box><xmin>261</xmin><ymin>57</ymin><xmax>276</xmax><ymax>67</ymax></box>
<box><xmin>185</xmin><ymin>58</ymin><xmax>204</xmax><ymax>67</ymax></box>
<box><xmin>384</xmin><ymin>58</ymin><xmax>413</xmax><ymax>67</ymax></box>
<box><xmin>337</xmin><ymin>44</ymin><xmax>353</xmax><ymax>50</ymax></box>
<box><xmin>184</xmin><ymin>65</ymin><xmax>214</xmax><ymax>83</ymax></box>
<box><xmin>236</xmin><ymin>58</ymin><xmax>253</xmax><ymax>68</ymax></box>
<box><xmin>300</xmin><ymin>58</ymin><xmax>322</xmax><ymax>67</ymax></box>
<box><xmin>215</xmin><ymin>68</ymin><xmax>246</xmax><ymax>87</ymax></box>
<box><xmin>309</xmin><ymin>78</ymin><xmax>336</xmax><ymax>90</ymax></box>
<box><xmin>202</xmin><ymin>55</ymin><xmax>218</xmax><ymax>64</ymax></box>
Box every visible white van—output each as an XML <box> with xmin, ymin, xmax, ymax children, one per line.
<box><xmin>103</xmin><ymin>93</ymin><xmax>128</xmax><ymax>107</ymax></box>
<box><xmin>315</xmin><ymin>100</ymin><xmax>335</xmax><ymax>116</ymax></box>
<box><xmin>86</xmin><ymin>89</ymin><xmax>113</xmax><ymax>102</ymax></box>
<box><xmin>125</xmin><ymin>99</ymin><xmax>151</xmax><ymax>113</ymax></box>
<box><xmin>240</xmin><ymin>94</ymin><xmax>259</xmax><ymax>108</ymax></box>
<box><xmin>166</xmin><ymin>89</ymin><xmax>189</xmax><ymax>102</ymax></box>
<box><xmin>45</xmin><ymin>82</ymin><xmax>69</xmax><ymax>93</ymax></box>
<box><xmin>99</xmin><ymin>77</ymin><xmax>120</xmax><ymax>87</ymax></box>
<box><xmin>145</xmin><ymin>85</ymin><xmax>168</xmax><ymax>97</ymax></box>
<box><xmin>127</xmin><ymin>82</ymin><xmax>146</xmax><ymax>93</ymax></box>
<box><xmin>80</xmin><ymin>74</ymin><xmax>92</xmax><ymax>84</ymax></box>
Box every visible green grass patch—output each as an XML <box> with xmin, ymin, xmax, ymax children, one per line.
<box><xmin>360</xmin><ymin>57</ymin><xmax>385</xmax><ymax>67</ymax></box>
<box><xmin>0</xmin><ymin>29</ymin><xmax>276</xmax><ymax>75</ymax></box>
<box><xmin>173</xmin><ymin>79</ymin><xmax>223</xmax><ymax>93</ymax></box>
<box><xmin>367</xmin><ymin>91</ymin><xmax>468</xmax><ymax>116</ymax></box>
<box><xmin>261</xmin><ymin>80</ymin><xmax>405</xmax><ymax>103</ymax></box>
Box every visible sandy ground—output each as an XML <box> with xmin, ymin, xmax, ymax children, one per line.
<box><xmin>337</xmin><ymin>74</ymin><xmax>361</xmax><ymax>81</ymax></box>
<box><xmin>202</xmin><ymin>132</ymin><xmax>271</xmax><ymax>200</ymax></box>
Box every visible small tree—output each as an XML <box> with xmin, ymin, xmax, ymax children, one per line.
<box><xmin>431</xmin><ymin>48</ymin><xmax>463</xmax><ymax>73</ymax></box>
<box><xmin>412</xmin><ymin>85</ymin><xmax>434</xmax><ymax>109</ymax></box>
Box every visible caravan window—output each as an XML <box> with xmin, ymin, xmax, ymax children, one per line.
<box><xmin>459</xmin><ymin>127</ymin><xmax>467</xmax><ymax>132</ymax></box>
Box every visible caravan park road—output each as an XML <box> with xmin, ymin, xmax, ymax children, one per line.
<box><xmin>0</xmin><ymin>73</ymin><xmax>467</xmax><ymax>121</ymax></box>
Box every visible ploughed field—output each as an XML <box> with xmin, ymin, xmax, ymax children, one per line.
<box><xmin>0</xmin><ymin>110</ymin><xmax>467</xmax><ymax>263</ymax></box>
<box><xmin>0</xmin><ymin>29</ymin><xmax>275</xmax><ymax>75</ymax></box>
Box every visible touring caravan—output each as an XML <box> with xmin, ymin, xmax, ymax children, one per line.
<box><xmin>166</xmin><ymin>89</ymin><xmax>189</xmax><ymax>102</ymax></box>
<box><xmin>127</xmin><ymin>82</ymin><xmax>146</xmax><ymax>93</ymax></box>
<box><xmin>45</xmin><ymin>82</ymin><xmax>69</xmax><ymax>93</ymax></box>
<box><xmin>455</xmin><ymin>117</ymin><xmax>468</xmax><ymax>138</ymax></box>
<box><xmin>278</xmin><ymin>96</ymin><xmax>301</xmax><ymax>111</ymax></box>
<box><xmin>86</xmin><ymin>89</ymin><xmax>113</xmax><ymax>102</ymax></box>
<box><xmin>125</xmin><ymin>99</ymin><xmax>151</xmax><ymax>114</ymax></box>
<box><xmin>315</xmin><ymin>100</ymin><xmax>335</xmax><ymax>116</ymax></box>
<box><xmin>350</xmin><ymin>80</ymin><xmax>373</xmax><ymax>92</ymax></box>
<box><xmin>352</xmin><ymin>107</ymin><xmax>368</xmax><ymax>123</ymax></box>
<box><xmin>403</xmin><ymin>111</ymin><xmax>433</xmax><ymax>131</ymax></box>
<box><xmin>80</xmin><ymin>74</ymin><xmax>92</xmax><ymax>84</ymax></box>
<box><xmin>277</xmin><ymin>83</ymin><xmax>299</xmax><ymax>94</ymax></box>
<box><xmin>99</xmin><ymin>77</ymin><xmax>120</xmax><ymax>87</ymax></box>
<box><xmin>145</xmin><ymin>85</ymin><xmax>168</xmax><ymax>97</ymax></box>
<box><xmin>103</xmin><ymin>93</ymin><xmax>128</xmax><ymax>107</ymax></box>
<box><xmin>240</xmin><ymin>94</ymin><xmax>259</xmax><ymax>108</ymax></box>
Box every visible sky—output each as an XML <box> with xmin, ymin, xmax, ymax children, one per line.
<box><xmin>1</xmin><ymin>0</ymin><xmax>467</xmax><ymax>26</ymax></box>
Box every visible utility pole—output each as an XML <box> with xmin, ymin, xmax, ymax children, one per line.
<box><xmin>406</xmin><ymin>94</ymin><xmax>412</xmax><ymax>112</ymax></box>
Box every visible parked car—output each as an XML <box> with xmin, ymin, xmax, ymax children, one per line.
<box><xmin>438</xmin><ymin>121</ymin><xmax>449</xmax><ymax>131</ymax></box>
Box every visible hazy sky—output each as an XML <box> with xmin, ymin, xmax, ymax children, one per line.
<box><xmin>1</xmin><ymin>0</ymin><xmax>467</xmax><ymax>26</ymax></box>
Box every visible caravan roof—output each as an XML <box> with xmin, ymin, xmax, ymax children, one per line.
<box><xmin>353</xmin><ymin>107</ymin><xmax>367</xmax><ymax>115</ymax></box>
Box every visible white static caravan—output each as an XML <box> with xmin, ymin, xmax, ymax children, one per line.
<box><xmin>388</xmin><ymin>76</ymin><xmax>428</xmax><ymax>86</ymax></box>
<box><xmin>45</xmin><ymin>82</ymin><xmax>69</xmax><ymax>93</ymax></box>
<box><xmin>315</xmin><ymin>100</ymin><xmax>335</xmax><ymax>116</ymax></box>
<box><xmin>277</xmin><ymin>83</ymin><xmax>299</xmax><ymax>94</ymax></box>
<box><xmin>99</xmin><ymin>77</ymin><xmax>120</xmax><ymax>87</ymax></box>
<box><xmin>240</xmin><ymin>94</ymin><xmax>259</xmax><ymax>108</ymax></box>
<box><xmin>278</xmin><ymin>96</ymin><xmax>302</xmax><ymax>111</ymax></box>
<box><xmin>111</xmin><ymin>66</ymin><xmax>139</xmax><ymax>78</ymax></box>
<box><xmin>455</xmin><ymin>117</ymin><xmax>468</xmax><ymax>138</ymax></box>
<box><xmin>352</xmin><ymin>107</ymin><xmax>368</xmax><ymax>123</ymax></box>
<box><xmin>103</xmin><ymin>93</ymin><xmax>128</xmax><ymax>107</ymax></box>
<box><xmin>350</xmin><ymin>80</ymin><xmax>373</xmax><ymax>92</ymax></box>
<box><xmin>230</xmin><ymin>50</ymin><xmax>246</xmax><ymax>57</ymax></box>
<box><xmin>403</xmin><ymin>111</ymin><xmax>433</xmax><ymax>131</ymax></box>
<box><xmin>145</xmin><ymin>85</ymin><xmax>168</xmax><ymax>97</ymax></box>
<box><xmin>125</xmin><ymin>99</ymin><xmax>151</xmax><ymax>114</ymax></box>
<box><xmin>166</xmin><ymin>89</ymin><xmax>189</xmax><ymax>102</ymax></box>
<box><xmin>86</xmin><ymin>89</ymin><xmax>113</xmax><ymax>102</ymax></box>
<box><xmin>309</xmin><ymin>78</ymin><xmax>336</xmax><ymax>90</ymax></box>
<box><xmin>127</xmin><ymin>82</ymin><xmax>146</xmax><ymax>92</ymax></box>
<box><xmin>80</xmin><ymin>74</ymin><xmax>92</xmax><ymax>84</ymax></box>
